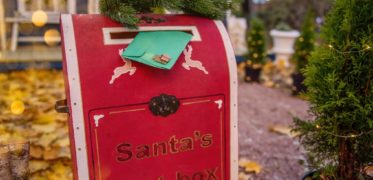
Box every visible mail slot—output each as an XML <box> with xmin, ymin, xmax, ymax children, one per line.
<box><xmin>60</xmin><ymin>14</ymin><xmax>238</xmax><ymax>180</ymax></box>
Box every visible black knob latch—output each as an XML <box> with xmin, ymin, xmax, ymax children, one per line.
<box><xmin>149</xmin><ymin>94</ymin><xmax>180</xmax><ymax>117</ymax></box>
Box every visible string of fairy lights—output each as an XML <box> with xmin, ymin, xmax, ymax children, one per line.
<box><xmin>315</xmin><ymin>124</ymin><xmax>373</xmax><ymax>138</ymax></box>
<box><xmin>327</xmin><ymin>44</ymin><xmax>372</xmax><ymax>54</ymax></box>
<box><xmin>309</xmin><ymin>44</ymin><xmax>373</xmax><ymax>139</ymax></box>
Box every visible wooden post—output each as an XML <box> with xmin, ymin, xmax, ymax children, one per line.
<box><xmin>0</xmin><ymin>145</ymin><xmax>12</xmax><ymax>179</ymax></box>
<box><xmin>36</xmin><ymin>0</ymin><xmax>43</xmax><ymax>10</ymax></box>
<box><xmin>10</xmin><ymin>22</ymin><xmax>18</xmax><ymax>52</ymax></box>
<box><xmin>88</xmin><ymin>0</ymin><xmax>99</xmax><ymax>14</ymax></box>
<box><xmin>9</xmin><ymin>142</ymin><xmax>29</xmax><ymax>179</ymax></box>
<box><xmin>68</xmin><ymin>0</ymin><xmax>76</xmax><ymax>14</ymax></box>
<box><xmin>17</xmin><ymin>0</ymin><xmax>26</xmax><ymax>15</ymax></box>
<box><xmin>52</xmin><ymin>0</ymin><xmax>59</xmax><ymax>12</ymax></box>
<box><xmin>0</xmin><ymin>0</ymin><xmax>6</xmax><ymax>50</ymax></box>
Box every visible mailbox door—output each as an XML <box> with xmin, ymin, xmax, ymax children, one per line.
<box><xmin>89</xmin><ymin>95</ymin><xmax>226</xmax><ymax>179</ymax></box>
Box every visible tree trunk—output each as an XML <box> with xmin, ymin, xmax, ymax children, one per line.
<box><xmin>338</xmin><ymin>137</ymin><xmax>357</xmax><ymax>180</ymax></box>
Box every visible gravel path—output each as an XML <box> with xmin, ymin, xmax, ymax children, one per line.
<box><xmin>238</xmin><ymin>82</ymin><xmax>312</xmax><ymax>180</ymax></box>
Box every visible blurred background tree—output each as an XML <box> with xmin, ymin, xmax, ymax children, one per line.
<box><xmin>247</xmin><ymin>18</ymin><xmax>266</xmax><ymax>65</ymax></box>
<box><xmin>244</xmin><ymin>18</ymin><xmax>266</xmax><ymax>82</ymax></box>
<box><xmin>292</xmin><ymin>9</ymin><xmax>316</xmax><ymax>73</ymax></box>
<box><xmin>291</xmin><ymin>9</ymin><xmax>316</xmax><ymax>94</ymax></box>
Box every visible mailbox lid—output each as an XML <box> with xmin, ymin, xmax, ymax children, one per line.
<box><xmin>69</xmin><ymin>14</ymin><xmax>230</xmax><ymax>108</ymax></box>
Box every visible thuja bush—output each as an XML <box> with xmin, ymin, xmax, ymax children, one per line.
<box><xmin>293</xmin><ymin>0</ymin><xmax>373</xmax><ymax>179</ymax></box>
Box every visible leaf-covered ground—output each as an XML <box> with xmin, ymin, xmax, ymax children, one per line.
<box><xmin>0</xmin><ymin>70</ymin><xmax>72</xmax><ymax>179</ymax></box>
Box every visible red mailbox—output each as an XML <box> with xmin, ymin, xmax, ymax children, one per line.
<box><xmin>60</xmin><ymin>14</ymin><xmax>238</xmax><ymax>180</ymax></box>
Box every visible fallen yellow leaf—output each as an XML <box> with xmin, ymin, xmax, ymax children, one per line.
<box><xmin>9</xmin><ymin>90</ymin><xmax>27</xmax><ymax>100</ymax></box>
<box><xmin>239</xmin><ymin>159</ymin><xmax>262</xmax><ymax>174</ymax></box>
<box><xmin>30</xmin><ymin>145</ymin><xmax>44</xmax><ymax>159</ymax></box>
<box><xmin>29</xmin><ymin>160</ymin><xmax>49</xmax><ymax>173</ymax></box>
<box><xmin>44</xmin><ymin>147</ymin><xmax>59</xmax><ymax>160</ymax></box>
<box><xmin>34</xmin><ymin>133</ymin><xmax>58</xmax><ymax>148</ymax></box>
<box><xmin>238</xmin><ymin>172</ymin><xmax>252</xmax><ymax>180</ymax></box>
<box><xmin>57</xmin><ymin>146</ymin><xmax>71</xmax><ymax>159</ymax></box>
<box><xmin>268</xmin><ymin>125</ymin><xmax>299</xmax><ymax>137</ymax></box>
<box><xmin>244</xmin><ymin>162</ymin><xmax>262</xmax><ymax>174</ymax></box>
<box><xmin>55</xmin><ymin>136</ymin><xmax>70</xmax><ymax>147</ymax></box>
<box><xmin>0</xmin><ymin>73</ymin><xmax>7</xmax><ymax>81</ymax></box>
<box><xmin>32</xmin><ymin>122</ymin><xmax>58</xmax><ymax>133</ymax></box>
<box><xmin>0</xmin><ymin>133</ymin><xmax>11</xmax><ymax>144</ymax></box>
<box><xmin>9</xmin><ymin>133</ymin><xmax>27</xmax><ymax>144</ymax></box>
<box><xmin>49</xmin><ymin>161</ymin><xmax>73</xmax><ymax>180</ymax></box>
<box><xmin>34</xmin><ymin>113</ymin><xmax>55</xmax><ymax>124</ymax></box>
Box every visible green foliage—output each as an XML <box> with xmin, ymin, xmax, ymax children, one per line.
<box><xmin>99</xmin><ymin>0</ymin><xmax>230</xmax><ymax>28</ymax></box>
<box><xmin>247</xmin><ymin>18</ymin><xmax>266</xmax><ymax>64</ymax></box>
<box><xmin>293</xmin><ymin>0</ymin><xmax>373</xmax><ymax>178</ymax></box>
<box><xmin>292</xmin><ymin>10</ymin><xmax>316</xmax><ymax>72</ymax></box>
<box><xmin>275</xmin><ymin>22</ymin><xmax>292</xmax><ymax>31</ymax></box>
<box><xmin>230</xmin><ymin>0</ymin><xmax>244</xmax><ymax>17</ymax></box>
<box><xmin>182</xmin><ymin>0</ymin><xmax>230</xmax><ymax>19</ymax></box>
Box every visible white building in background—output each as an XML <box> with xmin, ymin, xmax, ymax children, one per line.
<box><xmin>227</xmin><ymin>15</ymin><xmax>248</xmax><ymax>56</ymax></box>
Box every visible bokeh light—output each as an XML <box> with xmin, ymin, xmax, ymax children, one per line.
<box><xmin>44</xmin><ymin>29</ymin><xmax>61</xmax><ymax>46</ymax></box>
<box><xmin>32</xmin><ymin>10</ymin><xmax>48</xmax><ymax>27</ymax></box>
<box><xmin>10</xmin><ymin>100</ymin><xmax>25</xmax><ymax>115</ymax></box>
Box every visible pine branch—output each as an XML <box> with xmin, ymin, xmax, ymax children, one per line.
<box><xmin>99</xmin><ymin>0</ymin><xmax>230</xmax><ymax>28</ymax></box>
<box><xmin>182</xmin><ymin>0</ymin><xmax>229</xmax><ymax>19</ymax></box>
<box><xmin>99</xmin><ymin>0</ymin><xmax>139</xmax><ymax>28</ymax></box>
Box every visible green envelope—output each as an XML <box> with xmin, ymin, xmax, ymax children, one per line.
<box><xmin>122</xmin><ymin>31</ymin><xmax>193</xmax><ymax>69</ymax></box>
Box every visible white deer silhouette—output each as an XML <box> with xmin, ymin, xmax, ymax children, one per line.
<box><xmin>109</xmin><ymin>49</ymin><xmax>137</xmax><ymax>84</ymax></box>
<box><xmin>182</xmin><ymin>45</ymin><xmax>208</xmax><ymax>74</ymax></box>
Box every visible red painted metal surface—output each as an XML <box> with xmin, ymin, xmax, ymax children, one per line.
<box><xmin>61</xmin><ymin>14</ymin><xmax>231</xmax><ymax>179</ymax></box>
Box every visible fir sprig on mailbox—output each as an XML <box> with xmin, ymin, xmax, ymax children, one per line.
<box><xmin>292</xmin><ymin>0</ymin><xmax>373</xmax><ymax>178</ymax></box>
<box><xmin>99</xmin><ymin>0</ymin><xmax>230</xmax><ymax>28</ymax></box>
